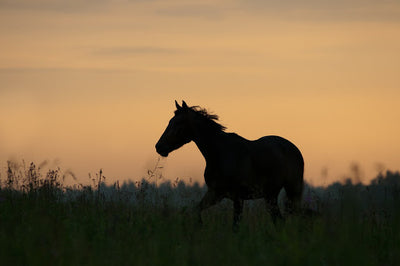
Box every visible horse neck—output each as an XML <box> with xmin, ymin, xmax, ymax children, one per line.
<box><xmin>191</xmin><ymin>122</ymin><xmax>226</xmax><ymax>163</ymax></box>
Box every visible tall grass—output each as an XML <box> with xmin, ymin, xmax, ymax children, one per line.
<box><xmin>0</xmin><ymin>161</ymin><xmax>399</xmax><ymax>265</ymax></box>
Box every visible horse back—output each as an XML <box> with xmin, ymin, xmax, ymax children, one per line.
<box><xmin>253</xmin><ymin>135</ymin><xmax>303</xmax><ymax>167</ymax></box>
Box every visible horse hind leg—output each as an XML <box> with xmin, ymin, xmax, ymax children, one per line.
<box><xmin>284</xmin><ymin>179</ymin><xmax>303</xmax><ymax>215</ymax></box>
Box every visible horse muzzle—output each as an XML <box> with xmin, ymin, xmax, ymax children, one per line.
<box><xmin>155</xmin><ymin>143</ymin><xmax>169</xmax><ymax>157</ymax></box>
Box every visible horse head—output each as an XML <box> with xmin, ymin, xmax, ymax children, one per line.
<box><xmin>155</xmin><ymin>100</ymin><xmax>193</xmax><ymax>157</ymax></box>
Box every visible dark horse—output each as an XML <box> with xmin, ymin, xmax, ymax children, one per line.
<box><xmin>156</xmin><ymin>101</ymin><xmax>304</xmax><ymax>230</ymax></box>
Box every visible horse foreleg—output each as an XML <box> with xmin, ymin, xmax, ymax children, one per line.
<box><xmin>233</xmin><ymin>198</ymin><xmax>244</xmax><ymax>232</ymax></box>
<box><xmin>196</xmin><ymin>189</ymin><xmax>221</xmax><ymax>224</ymax></box>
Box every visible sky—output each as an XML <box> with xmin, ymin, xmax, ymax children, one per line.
<box><xmin>0</xmin><ymin>0</ymin><xmax>399</xmax><ymax>186</ymax></box>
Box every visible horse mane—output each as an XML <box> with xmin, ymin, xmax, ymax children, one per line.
<box><xmin>175</xmin><ymin>105</ymin><xmax>227</xmax><ymax>132</ymax></box>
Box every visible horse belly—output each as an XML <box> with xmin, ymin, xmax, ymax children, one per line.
<box><xmin>236</xmin><ymin>184</ymin><xmax>265</xmax><ymax>199</ymax></box>
<box><xmin>204</xmin><ymin>149</ymin><xmax>287</xmax><ymax>199</ymax></box>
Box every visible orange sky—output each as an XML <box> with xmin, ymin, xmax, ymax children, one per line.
<box><xmin>1</xmin><ymin>0</ymin><xmax>399</xmax><ymax>186</ymax></box>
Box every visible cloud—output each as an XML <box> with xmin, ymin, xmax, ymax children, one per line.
<box><xmin>0</xmin><ymin>67</ymin><xmax>130</xmax><ymax>74</ymax></box>
<box><xmin>0</xmin><ymin>0</ymin><xmax>162</xmax><ymax>13</ymax></box>
<box><xmin>156</xmin><ymin>4</ymin><xmax>225</xmax><ymax>19</ymax></box>
<box><xmin>0</xmin><ymin>0</ymin><xmax>111</xmax><ymax>13</ymax></box>
<box><xmin>2</xmin><ymin>0</ymin><xmax>399</xmax><ymax>23</ymax></box>
<box><xmin>238</xmin><ymin>0</ymin><xmax>400</xmax><ymax>22</ymax></box>
<box><xmin>93</xmin><ymin>46</ymin><xmax>183</xmax><ymax>56</ymax></box>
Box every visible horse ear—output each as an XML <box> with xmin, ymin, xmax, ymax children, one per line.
<box><xmin>175</xmin><ymin>100</ymin><xmax>182</xmax><ymax>110</ymax></box>
<box><xmin>182</xmin><ymin>100</ymin><xmax>188</xmax><ymax>109</ymax></box>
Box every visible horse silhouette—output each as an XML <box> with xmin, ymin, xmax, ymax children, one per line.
<box><xmin>156</xmin><ymin>100</ymin><xmax>304</xmax><ymax>230</ymax></box>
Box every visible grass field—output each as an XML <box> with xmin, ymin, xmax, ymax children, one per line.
<box><xmin>0</xmin><ymin>162</ymin><xmax>399</xmax><ymax>265</ymax></box>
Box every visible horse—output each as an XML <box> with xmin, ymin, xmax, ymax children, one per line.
<box><xmin>155</xmin><ymin>100</ymin><xmax>304</xmax><ymax>230</ymax></box>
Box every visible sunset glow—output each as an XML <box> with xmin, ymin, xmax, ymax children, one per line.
<box><xmin>1</xmin><ymin>0</ymin><xmax>399</xmax><ymax>186</ymax></box>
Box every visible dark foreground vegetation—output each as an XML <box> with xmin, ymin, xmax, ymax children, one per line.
<box><xmin>0</xmin><ymin>162</ymin><xmax>400</xmax><ymax>265</ymax></box>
